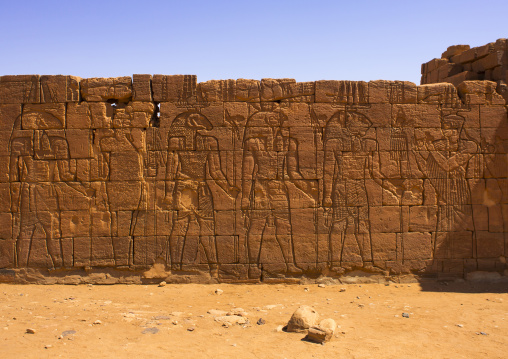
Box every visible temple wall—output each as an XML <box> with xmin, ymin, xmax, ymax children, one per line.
<box><xmin>0</xmin><ymin>72</ymin><xmax>507</xmax><ymax>283</ymax></box>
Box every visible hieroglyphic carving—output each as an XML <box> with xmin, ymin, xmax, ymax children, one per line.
<box><xmin>413</xmin><ymin>113</ymin><xmax>480</xmax><ymax>259</ymax></box>
<box><xmin>162</xmin><ymin>111</ymin><xmax>238</xmax><ymax>276</ymax></box>
<box><xmin>0</xmin><ymin>73</ymin><xmax>507</xmax><ymax>281</ymax></box>
<box><xmin>241</xmin><ymin>103</ymin><xmax>318</xmax><ymax>277</ymax></box>
<box><xmin>322</xmin><ymin>110</ymin><xmax>397</xmax><ymax>268</ymax></box>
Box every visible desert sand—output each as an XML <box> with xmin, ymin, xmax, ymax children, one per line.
<box><xmin>1</xmin><ymin>281</ymin><xmax>508</xmax><ymax>358</ymax></box>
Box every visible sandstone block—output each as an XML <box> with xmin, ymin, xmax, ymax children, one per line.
<box><xmin>471</xmin><ymin>51</ymin><xmax>505</xmax><ymax>73</ymax></box>
<box><xmin>443</xmin><ymin>71</ymin><xmax>479</xmax><ymax>87</ymax></box>
<box><xmin>81</xmin><ymin>77</ymin><xmax>132</xmax><ymax>102</ymax></box>
<box><xmin>304</xmin><ymin>326</ymin><xmax>333</xmax><ymax>343</ymax></box>
<box><xmin>368</xmin><ymin>81</ymin><xmax>416</xmax><ymax>104</ymax></box>
<box><xmin>370</xmin><ymin>206</ymin><xmax>401</xmax><ymax>232</ymax></box>
<box><xmin>409</xmin><ymin>206</ymin><xmax>437</xmax><ymax>232</ymax></box>
<box><xmin>40</xmin><ymin>75</ymin><xmax>80</xmax><ymax>103</ymax></box>
<box><xmin>0</xmin><ymin>104</ymin><xmax>22</xmax><ymax>130</ymax></box>
<box><xmin>424</xmin><ymin>58</ymin><xmax>449</xmax><ymax>73</ymax></box>
<box><xmin>315</xmin><ymin>80</ymin><xmax>368</xmax><ymax>104</ymax></box>
<box><xmin>371</xmin><ymin>233</ymin><xmax>397</xmax><ymax>261</ymax></box>
<box><xmin>457</xmin><ymin>81</ymin><xmax>505</xmax><ymax>105</ymax></box>
<box><xmin>480</xmin><ymin>106</ymin><xmax>507</xmax><ymax>128</ymax></box>
<box><xmin>0</xmin><ymin>75</ymin><xmax>40</xmax><ymax>104</ymax></box>
<box><xmin>197</xmin><ymin>79</ymin><xmax>236</xmax><ymax>102</ymax></box>
<box><xmin>22</xmin><ymin>103</ymin><xmax>65</xmax><ymax>129</ymax></box>
<box><xmin>235</xmin><ymin>79</ymin><xmax>260</xmax><ymax>102</ymax></box>
<box><xmin>442</xmin><ymin>45</ymin><xmax>470</xmax><ymax>59</ymax></box>
<box><xmin>402</xmin><ymin>232</ymin><xmax>432</xmax><ymax>260</ymax></box>
<box><xmin>132</xmin><ymin>74</ymin><xmax>152</xmax><ymax>102</ymax></box>
<box><xmin>152</xmin><ymin>74</ymin><xmax>197</xmax><ymax>103</ymax></box>
<box><xmin>451</xmin><ymin>47</ymin><xmax>477</xmax><ymax>64</ymax></box>
<box><xmin>417</xmin><ymin>83</ymin><xmax>463</xmax><ymax>106</ymax></box>
<box><xmin>260</xmin><ymin>79</ymin><xmax>314</xmax><ymax>102</ymax></box>
<box><xmin>476</xmin><ymin>231</ymin><xmax>504</xmax><ymax>258</ymax></box>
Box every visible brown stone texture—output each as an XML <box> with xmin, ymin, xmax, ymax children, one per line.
<box><xmin>421</xmin><ymin>38</ymin><xmax>508</xmax><ymax>102</ymax></box>
<box><xmin>0</xmin><ymin>59</ymin><xmax>507</xmax><ymax>282</ymax></box>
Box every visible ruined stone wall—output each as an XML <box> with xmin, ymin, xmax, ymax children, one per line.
<box><xmin>421</xmin><ymin>38</ymin><xmax>508</xmax><ymax>102</ymax></box>
<box><xmin>0</xmin><ymin>74</ymin><xmax>507</xmax><ymax>283</ymax></box>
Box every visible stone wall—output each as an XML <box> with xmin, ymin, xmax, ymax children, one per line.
<box><xmin>0</xmin><ymin>74</ymin><xmax>507</xmax><ymax>283</ymax></box>
<box><xmin>421</xmin><ymin>38</ymin><xmax>508</xmax><ymax>102</ymax></box>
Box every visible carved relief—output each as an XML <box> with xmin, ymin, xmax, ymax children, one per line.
<box><xmin>0</xmin><ymin>73</ymin><xmax>507</xmax><ymax>281</ymax></box>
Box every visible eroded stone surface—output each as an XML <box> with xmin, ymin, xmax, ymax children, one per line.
<box><xmin>0</xmin><ymin>63</ymin><xmax>507</xmax><ymax>283</ymax></box>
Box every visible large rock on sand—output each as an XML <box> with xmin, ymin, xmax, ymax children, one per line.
<box><xmin>286</xmin><ymin>305</ymin><xmax>318</xmax><ymax>333</ymax></box>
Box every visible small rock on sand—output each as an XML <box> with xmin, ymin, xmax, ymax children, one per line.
<box><xmin>208</xmin><ymin>309</ymin><xmax>228</xmax><ymax>316</ymax></box>
<box><xmin>142</xmin><ymin>327</ymin><xmax>159</xmax><ymax>334</ymax></box>
<box><xmin>26</xmin><ymin>328</ymin><xmax>36</xmax><ymax>334</ymax></box>
<box><xmin>286</xmin><ymin>305</ymin><xmax>318</xmax><ymax>333</ymax></box>
<box><xmin>304</xmin><ymin>326</ymin><xmax>333</xmax><ymax>344</ymax></box>
<box><xmin>257</xmin><ymin>318</ymin><xmax>266</xmax><ymax>325</ymax></box>
<box><xmin>215</xmin><ymin>289</ymin><xmax>223</xmax><ymax>295</ymax></box>
<box><xmin>158</xmin><ymin>281</ymin><xmax>166</xmax><ymax>287</ymax></box>
<box><xmin>214</xmin><ymin>316</ymin><xmax>248</xmax><ymax>325</ymax></box>
<box><xmin>319</xmin><ymin>318</ymin><xmax>337</xmax><ymax>334</ymax></box>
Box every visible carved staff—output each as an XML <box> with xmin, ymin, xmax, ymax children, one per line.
<box><xmin>310</xmin><ymin>107</ymin><xmax>323</xmax><ymax>267</ymax></box>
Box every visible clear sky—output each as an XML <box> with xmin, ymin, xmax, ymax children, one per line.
<box><xmin>0</xmin><ymin>0</ymin><xmax>506</xmax><ymax>84</ymax></box>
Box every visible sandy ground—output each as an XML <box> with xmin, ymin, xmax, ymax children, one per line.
<box><xmin>1</xmin><ymin>281</ymin><xmax>508</xmax><ymax>359</ymax></box>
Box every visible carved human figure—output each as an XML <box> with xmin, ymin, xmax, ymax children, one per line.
<box><xmin>96</xmin><ymin>105</ymin><xmax>147</xmax><ymax>265</ymax></box>
<box><xmin>241</xmin><ymin>104</ymin><xmax>317</xmax><ymax>278</ymax></box>
<box><xmin>323</xmin><ymin>110</ymin><xmax>396</xmax><ymax>269</ymax></box>
<box><xmin>413</xmin><ymin>114</ymin><xmax>478</xmax><ymax>256</ymax></box>
<box><xmin>10</xmin><ymin>114</ymin><xmax>89</xmax><ymax>268</ymax></box>
<box><xmin>163</xmin><ymin>111</ymin><xmax>238</xmax><ymax>276</ymax></box>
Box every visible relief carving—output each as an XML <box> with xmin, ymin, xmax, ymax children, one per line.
<box><xmin>0</xmin><ymin>73</ymin><xmax>506</xmax><ymax>281</ymax></box>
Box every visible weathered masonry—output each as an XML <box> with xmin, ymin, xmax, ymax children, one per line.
<box><xmin>0</xmin><ymin>39</ymin><xmax>507</xmax><ymax>283</ymax></box>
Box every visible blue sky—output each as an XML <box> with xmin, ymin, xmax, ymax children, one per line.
<box><xmin>0</xmin><ymin>0</ymin><xmax>506</xmax><ymax>84</ymax></box>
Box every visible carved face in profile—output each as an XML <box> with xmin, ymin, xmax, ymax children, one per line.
<box><xmin>441</xmin><ymin>115</ymin><xmax>464</xmax><ymax>148</ymax></box>
<box><xmin>185</xmin><ymin>113</ymin><xmax>213</xmax><ymax>133</ymax></box>
<box><xmin>345</xmin><ymin>112</ymin><xmax>371</xmax><ymax>137</ymax></box>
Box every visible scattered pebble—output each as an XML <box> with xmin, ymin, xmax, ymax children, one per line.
<box><xmin>93</xmin><ymin>320</ymin><xmax>102</xmax><ymax>325</ymax></box>
<box><xmin>456</xmin><ymin>324</ymin><xmax>463</xmax><ymax>328</ymax></box>
<box><xmin>142</xmin><ymin>327</ymin><xmax>159</xmax><ymax>334</ymax></box>
<box><xmin>187</xmin><ymin>327</ymin><xmax>195</xmax><ymax>332</ymax></box>
<box><xmin>318</xmin><ymin>284</ymin><xmax>326</xmax><ymax>288</ymax></box>
<box><xmin>215</xmin><ymin>289</ymin><xmax>223</xmax><ymax>295</ymax></box>
<box><xmin>402</xmin><ymin>313</ymin><xmax>410</xmax><ymax>318</ymax></box>
<box><xmin>44</xmin><ymin>345</ymin><xmax>52</xmax><ymax>349</ymax></box>
<box><xmin>26</xmin><ymin>328</ymin><xmax>36</xmax><ymax>334</ymax></box>
<box><xmin>339</xmin><ymin>288</ymin><xmax>346</xmax><ymax>292</ymax></box>
<box><xmin>480</xmin><ymin>331</ymin><xmax>488</xmax><ymax>336</ymax></box>
<box><xmin>304</xmin><ymin>287</ymin><xmax>309</xmax><ymax>292</ymax></box>
<box><xmin>158</xmin><ymin>281</ymin><xmax>166</xmax><ymax>287</ymax></box>
<box><xmin>257</xmin><ymin>318</ymin><xmax>266</xmax><ymax>325</ymax></box>
<box><xmin>154</xmin><ymin>316</ymin><xmax>171</xmax><ymax>320</ymax></box>
<box><xmin>62</xmin><ymin>330</ymin><xmax>76</xmax><ymax>337</ymax></box>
